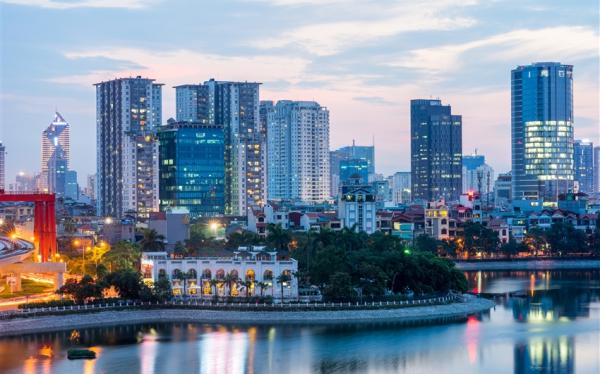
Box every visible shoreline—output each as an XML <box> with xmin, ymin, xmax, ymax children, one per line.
<box><xmin>0</xmin><ymin>295</ymin><xmax>495</xmax><ymax>337</ymax></box>
<box><xmin>455</xmin><ymin>259</ymin><xmax>600</xmax><ymax>271</ymax></box>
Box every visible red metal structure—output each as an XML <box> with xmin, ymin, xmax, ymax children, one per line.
<box><xmin>0</xmin><ymin>191</ymin><xmax>57</xmax><ymax>262</ymax></box>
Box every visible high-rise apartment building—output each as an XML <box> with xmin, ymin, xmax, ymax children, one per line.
<box><xmin>95</xmin><ymin>76</ymin><xmax>162</xmax><ymax>219</ymax></box>
<box><xmin>494</xmin><ymin>172</ymin><xmax>512</xmax><ymax>208</ymax></box>
<box><xmin>389</xmin><ymin>171</ymin><xmax>411</xmax><ymax>204</ymax></box>
<box><xmin>267</xmin><ymin>100</ymin><xmax>330</xmax><ymax>202</ymax></box>
<box><xmin>41</xmin><ymin>112</ymin><xmax>70</xmax><ymax>192</ymax></box>
<box><xmin>175</xmin><ymin>80</ymin><xmax>265</xmax><ymax>215</ymax></box>
<box><xmin>410</xmin><ymin>99</ymin><xmax>462</xmax><ymax>202</ymax></box>
<box><xmin>594</xmin><ymin>146</ymin><xmax>600</xmax><ymax>193</ymax></box>
<box><xmin>511</xmin><ymin>62</ymin><xmax>574</xmax><ymax>200</ymax></box>
<box><xmin>0</xmin><ymin>142</ymin><xmax>5</xmax><ymax>191</ymax></box>
<box><xmin>85</xmin><ymin>174</ymin><xmax>96</xmax><ymax>200</ymax></box>
<box><xmin>158</xmin><ymin>120</ymin><xmax>225</xmax><ymax>218</ymax></box>
<box><xmin>573</xmin><ymin>139</ymin><xmax>593</xmax><ymax>193</ymax></box>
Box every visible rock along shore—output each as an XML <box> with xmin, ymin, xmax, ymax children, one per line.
<box><xmin>455</xmin><ymin>259</ymin><xmax>600</xmax><ymax>271</ymax></box>
<box><xmin>0</xmin><ymin>295</ymin><xmax>494</xmax><ymax>337</ymax></box>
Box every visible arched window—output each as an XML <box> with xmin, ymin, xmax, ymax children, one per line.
<box><xmin>216</xmin><ymin>269</ymin><xmax>225</xmax><ymax>280</ymax></box>
<box><xmin>202</xmin><ymin>269</ymin><xmax>212</xmax><ymax>279</ymax></box>
<box><xmin>187</xmin><ymin>269</ymin><xmax>197</xmax><ymax>279</ymax></box>
<box><xmin>263</xmin><ymin>270</ymin><xmax>273</xmax><ymax>281</ymax></box>
<box><xmin>172</xmin><ymin>269</ymin><xmax>182</xmax><ymax>279</ymax></box>
<box><xmin>441</xmin><ymin>219</ymin><xmax>447</xmax><ymax>225</ymax></box>
<box><xmin>229</xmin><ymin>269</ymin><xmax>239</xmax><ymax>280</ymax></box>
<box><xmin>158</xmin><ymin>269</ymin><xmax>167</xmax><ymax>279</ymax></box>
<box><xmin>245</xmin><ymin>269</ymin><xmax>255</xmax><ymax>282</ymax></box>
<box><xmin>441</xmin><ymin>229</ymin><xmax>447</xmax><ymax>235</ymax></box>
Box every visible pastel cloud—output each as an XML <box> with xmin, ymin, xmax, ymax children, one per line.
<box><xmin>0</xmin><ymin>0</ymin><xmax>155</xmax><ymax>9</ymax></box>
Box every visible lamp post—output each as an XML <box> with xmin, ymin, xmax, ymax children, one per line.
<box><xmin>73</xmin><ymin>239</ymin><xmax>84</xmax><ymax>275</ymax></box>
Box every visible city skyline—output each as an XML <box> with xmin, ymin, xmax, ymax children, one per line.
<box><xmin>1</xmin><ymin>0</ymin><xmax>598</xmax><ymax>185</ymax></box>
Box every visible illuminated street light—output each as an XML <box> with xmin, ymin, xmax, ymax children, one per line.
<box><xmin>104</xmin><ymin>217</ymin><xmax>113</xmax><ymax>225</ymax></box>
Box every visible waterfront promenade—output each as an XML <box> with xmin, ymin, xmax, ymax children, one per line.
<box><xmin>0</xmin><ymin>295</ymin><xmax>494</xmax><ymax>337</ymax></box>
<box><xmin>455</xmin><ymin>259</ymin><xmax>600</xmax><ymax>271</ymax></box>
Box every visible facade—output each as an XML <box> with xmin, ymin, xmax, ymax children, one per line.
<box><xmin>141</xmin><ymin>248</ymin><xmax>298</xmax><ymax>299</ymax></box>
<box><xmin>0</xmin><ymin>142</ymin><xmax>4</xmax><ymax>191</ymax></box>
<box><xmin>47</xmin><ymin>146</ymin><xmax>67</xmax><ymax>197</ymax></box>
<box><xmin>511</xmin><ymin>62</ymin><xmax>574</xmax><ymax>200</ymax></box>
<box><xmin>330</xmin><ymin>143</ymin><xmax>375</xmax><ymax>198</ymax></box>
<box><xmin>65</xmin><ymin>170</ymin><xmax>79</xmax><ymax>200</ymax></box>
<box><xmin>462</xmin><ymin>153</ymin><xmax>494</xmax><ymax>203</ymax></box>
<box><xmin>338</xmin><ymin>177</ymin><xmax>377</xmax><ymax>234</ymax></box>
<box><xmin>148</xmin><ymin>209</ymin><xmax>190</xmax><ymax>251</ymax></box>
<box><xmin>573</xmin><ymin>139</ymin><xmax>593</xmax><ymax>193</ymax></box>
<box><xmin>157</xmin><ymin>120</ymin><xmax>225</xmax><ymax>217</ymax></box>
<box><xmin>494</xmin><ymin>172</ymin><xmax>512</xmax><ymax>208</ymax></box>
<box><xmin>389</xmin><ymin>171</ymin><xmax>411</xmax><ymax>204</ymax></box>
<box><xmin>85</xmin><ymin>174</ymin><xmax>96</xmax><ymax>200</ymax></box>
<box><xmin>339</xmin><ymin>158</ymin><xmax>369</xmax><ymax>184</ymax></box>
<box><xmin>175</xmin><ymin>80</ymin><xmax>266</xmax><ymax>215</ymax></box>
<box><xmin>267</xmin><ymin>100</ymin><xmax>330</xmax><ymax>203</ymax></box>
<box><xmin>411</xmin><ymin>99</ymin><xmax>462</xmax><ymax>202</ymax></box>
<box><xmin>424</xmin><ymin>199</ymin><xmax>456</xmax><ymax>240</ymax></box>
<box><xmin>595</xmin><ymin>146</ymin><xmax>600</xmax><ymax>193</ymax></box>
<box><xmin>41</xmin><ymin>112</ymin><xmax>70</xmax><ymax>192</ymax></box>
<box><xmin>95</xmin><ymin>76</ymin><xmax>162</xmax><ymax>220</ymax></box>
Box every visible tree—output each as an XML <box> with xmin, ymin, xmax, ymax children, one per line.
<box><xmin>266</xmin><ymin>224</ymin><xmax>291</xmax><ymax>251</ymax></box>
<box><xmin>462</xmin><ymin>222</ymin><xmax>500</xmax><ymax>256</ymax></box>
<box><xmin>276</xmin><ymin>272</ymin><xmax>292</xmax><ymax>299</ymax></box>
<box><xmin>57</xmin><ymin>275</ymin><xmax>102</xmax><ymax>304</ymax></box>
<box><xmin>227</xmin><ymin>230</ymin><xmax>263</xmax><ymax>248</ymax></box>
<box><xmin>323</xmin><ymin>272</ymin><xmax>355</xmax><ymax>302</ymax></box>
<box><xmin>500</xmin><ymin>238</ymin><xmax>528</xmax><ymax>258</ymax></box>
<box><xmin>153</xmin><ymin>276</ymin><xmax>172</xmax><ymax>302</ymax></box>
<box><xmin>103</xmin><ymin>241</ymin><xmax>140</xmax><ymax>272</ymax></box>
<box><xmin>257</xmin><ymin>281</ymin><xmax>269</xmax><ymax>297</ymax></box>
<box><xmin>101</xmin><ymin>270</ymin><xmax>148</xmax><ymax>300</ymax></box>
<box><xmin>414</xmin><ymin>234</ymin><xmax>439</xmax><ymax>253</ymax></box>
<box><xmin>223</xmin><ymin>273</ymin><xmax>238</xmax><ymax>296</ymax></box>
<box><xmin>139</xmin><ymin>229</ymin><xmax>165</xmax><ymax>252</ymax></box>
<box><xmin>545</xmin><ymin>222</ymin><xmax>587</xmax><ymax>255</ymax></box>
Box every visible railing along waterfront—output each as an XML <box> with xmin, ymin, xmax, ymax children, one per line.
<box><xmin>0</xmin><ymin>295</ymin><xmax>463</xmax><ymax>320</ymax></box>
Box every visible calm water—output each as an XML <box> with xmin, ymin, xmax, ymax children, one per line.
<box><xmin>1</xmin><ymin>270</ymin><xmax>599</xmax><ymax>374</ymax></box>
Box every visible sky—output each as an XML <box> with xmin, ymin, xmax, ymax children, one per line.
<box><xmin>0</xmin><ymin>0</ymin><xmax>599</xmax><ymax>186</ymax></box>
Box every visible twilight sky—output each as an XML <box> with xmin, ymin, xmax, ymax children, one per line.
<box><xmin>0</xmin><ymin>0</ymin><xmax>598</xmax><ymax>186</ymax></box>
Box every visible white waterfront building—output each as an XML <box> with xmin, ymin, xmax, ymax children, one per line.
<box><xmin>142</xmin><ymin>246</ymin><xmax>298</xmax><ymax>300</ymax></box>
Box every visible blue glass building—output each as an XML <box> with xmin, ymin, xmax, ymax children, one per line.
<box><xmin>340</xmin><ymin>158</ymin><xmax>369</xmax><ymax>184</ymax></box>
<box><xmin>573</xmin><ymin>139</ymin><xmax>594</xmax><ymax>193</ymax></box>
<box><xmin>511</xmin><ymin>62</ymin><xmax>574</xmax><ymax>200</ymax></box>
<box><xmin>158</xmin><ymin>120</ymin><xmax>225</xmax><ymax>218</ymax></box>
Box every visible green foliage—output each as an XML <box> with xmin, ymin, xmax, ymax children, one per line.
<box><xmin>139</xmin><ymin>229</ymin><xmax>165</xmax><ymax>252</ymax></box>
<box><xmin>101</xmin><ymin>270</ymin><xmax>150</xmax><ymax>300</ymax></box>
<box><xmin>227</xmin><ymin>230</ymin><xmax>264</xmax><ymax>248</ymax></box>
<box><xmin>323</xmin><ymin>272</ymin><xmax>355</xmax><ymax>302</ymax></box>
<box><xmin>545</xmin><ymin>222</ymin><xmax>587</xmax><ymax>255</ymax></box>
<box><xmin>462</xmin><ymin>222</ymin><xmax>500</xmax><ymax>255</ymax></box>
<box><xmin>414</xmin><ymin>234</ymin><xmax>439</xmax><ymax>253</ymax></box>
<box><xmin>266</xmin><ymin>223</ymin><xmax>291</xmax><ymax>251</ymax></box>
<box><xmin>153</xmin><ymin>275</ymin><xmax>173</xmax><ymax>302</ymax></box>
<box><xmin>57</xmin><ymin>275</ymin><xmax>102</xmax><ymax>304</ymax></box>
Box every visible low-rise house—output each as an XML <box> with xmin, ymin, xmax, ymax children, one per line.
<box><xmin>142</xmin><ymin>246</ymin><xmax>298</xmax><ymax>300</ymax></box>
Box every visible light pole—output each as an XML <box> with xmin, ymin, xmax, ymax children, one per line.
<box><xmin>73</xmin><ymin>239</ymin><xmax>84</xmax><ymax>275</ymax></box>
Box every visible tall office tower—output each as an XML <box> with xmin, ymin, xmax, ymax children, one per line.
<box><xmin>573</xmin><ymin>139</ymin><xmax>593</xmax><ymax>193</ymax></box>
<box><xmin>410</xmin><ymin>99</ymin><xmax>462</xmax><ymax>202</ymax></box>
<box><xmin>175</xmin><ymin>80</ymin><xmax>266</xmax><ymax>215</ymax></box>
<box><xmin>12</xmin><ymin>172</ymin><xmax>36</xmax><ymax>192</ymax></box>
<box><xmin>594</xmin><ymin>146</ymin><xmax>600</xmax><ymax>193</ymax></box>
<box><xmin>41</xmin><ymin>112</ymin><xmax>70</xmax><ymax>191</ymax></box>
<box><xmin>158</xmin><ymin>120</ymin><xmax>225</xmax><ymax>218</ymax></box>
<box><xmin>0</xmin><ymin>142</ymin><xmax>5</xmax><ymax>191</ymax></box>
<box><xmin>511</xmin><ymin>62</ymin><xmax>574</xmax><ymax>200</ymax></box>
<box><xmin>47</xmin><ymin>146</ymin><xmax>67</xmax><ymax>196</ymax></box>
<box><xmin>267</xmin><ymin>100</ymin><xmax>330</xmax><ymax>202</ymax></box>
<box><xmin>65</xmin><ymin>170</ymin><xmax>79</xmax><ymax>200</ymax></box>
<box><xmin>494</xmin><ymin>172</ymin><xmax>512</xmax><ymax>208</ymax></box>
<box><xmin>389</xmin><ymin>171</ymin><xmax>411</xmax><ymax>204</ymax></box>
<box><xmin>95</xmin><ymin>76</ymin><xmax>162</xmax><ymax>219</ymax></box>
<box><xmin>329</xmin><ymin>143</ymin><xmax>375</xmax><ymax>198</ymax></box>
<box><xmin>462</xmin><ymin>153</ymin><xmax>494</xmax><ymax>198</ymax></box>
<box><xmin>339</xmin><ymin>158</ymin><xmax>369</xmax><ymax>184</ymax></box>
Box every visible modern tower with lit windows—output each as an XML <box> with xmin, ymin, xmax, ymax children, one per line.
<box><xmin>95</xmin><ymin>76</ymin><xmax>162</xmax><ymax>219</ymax></box>
<box><xmin>410</xmin><ymin>99</ymin><xmax>462</xmax><ymax>202</ymax></box>
<box><xmin>511</xmin><ymin>62</ymin><xmax>574</xmax><ymax>200</ymax></box>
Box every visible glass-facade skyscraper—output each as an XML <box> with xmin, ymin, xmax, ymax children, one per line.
<box><xmin>573</xmin><ymin>139</ymin><xmax>593</xmax><ymax>193</ymax></box>
<box><xmin>158</xmin><ymin>120</ymin><xmax>225</xmax><ymax>217</ymax></box>
<box><xmin>410</xmin><ymin>99</ymin><xmax>462</xmax><ymax>202</ymax></box>
<box><xmin>339</xmin><ymin>158</ymin><xmax>369</xmax><ymax>185</ymax></box>
<box><xmin>175</xmin><ymin>80</ymin><xmax>265</xmax><ymax>216</ymax></box>
<box><xmin>511</xmin><ymin>62</ymin><xmax>574</xmax><ymax>200</ymax></box>
<box><xmin>330</xmin><ymin>142</ymin><xmax>375</xmax><ymax>198</ymax></box>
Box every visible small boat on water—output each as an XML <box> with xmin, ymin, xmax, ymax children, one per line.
<box><xmin>67</xmin><ymin>349</ymin><xmax>96</xmax><ymax>360</ymax></box>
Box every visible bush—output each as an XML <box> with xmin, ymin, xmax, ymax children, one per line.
<box><xmin>18</xmin><ymin>299</ymin><xmax>75</xmax><ymax>309</ymax></box>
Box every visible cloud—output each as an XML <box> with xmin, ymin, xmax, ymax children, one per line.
<box><xmin>388</xmin><ymin>26</ymin><xmax>600</xmax><ymax>74</ymax></box>
<box><xmin>251</xmin><ymin>0</ymin><xmax>478</xmax><ymax>56</ymax></box>
<box><xmin>353</xmin><ymin>96</ymin><xmax>395</xmax><ymax>106</ymax></box>
<box><xmin>0</xmin><ymin>0</ymin><xmax>156</xmax><ymax>9</ymax></box>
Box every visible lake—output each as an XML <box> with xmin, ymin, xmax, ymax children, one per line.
<box><xmin>1</xmin><ymin>269</ymin><xmax>599</xmax><ymax>373</ymax></box>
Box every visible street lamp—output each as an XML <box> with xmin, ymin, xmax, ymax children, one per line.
<box><xmin>209</xmin><ymin>222</ymin><xmax>219</xmax><ymax>237</ymax></box>
<box><xmin>104</xmin><ymin>217</ymin><xmax>113</xmax><ymax>225</ymax></box>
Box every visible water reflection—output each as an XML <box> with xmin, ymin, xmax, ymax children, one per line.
<box><xmin>0</xmin><ymin>270</ymin><xmax>598</xmax><ymax>374</ymax></box>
